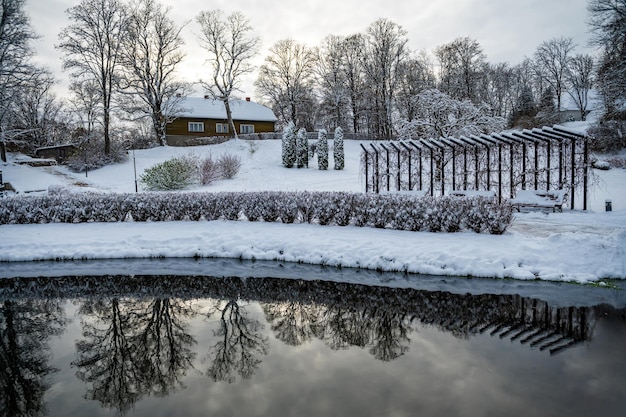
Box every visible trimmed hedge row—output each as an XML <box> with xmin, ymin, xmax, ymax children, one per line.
<box><xmin>0</xmin><ymin>191</ymin><xmax>513</xmax><ymax>234</ymax></box>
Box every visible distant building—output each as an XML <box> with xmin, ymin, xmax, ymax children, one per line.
<box><xmin>165</xmin><ymin>97</ymin><xmax>277</xmax><ymax>146</ymax></box>
<box><xmin>34</xmin><ymin>144</ymin><xmax>77</xmax><ymax>163</ymax></box>
<box><xmin>559</xmin><ymin>90</ymin><xmax>601</xmax><ymax>123</ymax></box>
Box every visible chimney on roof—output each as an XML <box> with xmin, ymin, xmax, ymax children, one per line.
<box><xmin>245</xmin><ymin>97</ymin><xmax>251</xmax><ymax>102</ymax></box>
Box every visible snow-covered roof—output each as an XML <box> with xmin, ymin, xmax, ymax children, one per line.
<box><xmin>177</xmin><ymin>97</ymin><xmax>277</xmax><ymax>122</ymax></box>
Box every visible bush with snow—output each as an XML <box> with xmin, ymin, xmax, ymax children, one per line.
<box><xmin>140</xmin><ymin>155</ymin><xmax>198</xmax><ymax>191</ymax></box>
<box><xmin>317</xmin><ymin>129</ymin><xmax>329</xmax><ymax>170</ymax></box>
<box><xmin>199</xmin><ymin>154</ymin><xmax>221</xmax><ymax>185</ymax></box>
<box><xmin>218</xmin><ymin>153</ymin><xmax>242</xmax><ymax>179</ymax></box>
<box><xmin>333</xmin><ymin>127</ymin><xmax>344</xmax><ymax>170</ymax></box>
<box><xmin>282</xmin><ymin>121</ymin><xmax>296</xmax><ymax>168</ymax></box>
<box><xmin>296</xmin><ymin>128</ymin><xmax>309</xmax><ymax>168</ymax></box>
<box><xmin>0</xmin><ymin>191</ymin><xmax>513</xmax><ymax>234</ymax></box>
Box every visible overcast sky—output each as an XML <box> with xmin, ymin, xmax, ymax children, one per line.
<box><xmin>25</xmin><ymin>0</ymin><xmax>593</xmax><ymax>99</ymax></box>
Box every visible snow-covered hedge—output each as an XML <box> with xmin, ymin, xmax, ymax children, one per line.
<box><xmin>0</xmin><ymin>192</ymin><xmax>513</xmax><ymax>234</ymax></box>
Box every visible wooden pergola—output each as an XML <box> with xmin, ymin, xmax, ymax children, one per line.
<box><xmin>360</xmin><ymin>125</ymin><xmax>590</xmax><ymax>209</ymax></box>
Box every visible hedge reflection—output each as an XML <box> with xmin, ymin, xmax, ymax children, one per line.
<box><xmin>0</xmin><ymin>299</ymin><xmax>65</xmax><ymax>417</ymax></box>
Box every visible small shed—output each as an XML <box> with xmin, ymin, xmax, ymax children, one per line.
<box><xmin>34</xmin><ymin>144</ymin><xmax>77</xmax><ymax>163</ymax></box>
<box><xmin>166</xmin><ymin>97</ymin><xmax>277</xmax><ymax>145</ymax></box>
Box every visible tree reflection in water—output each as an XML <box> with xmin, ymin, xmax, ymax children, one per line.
<box><xmin>73</xmin><ymin>297</ymin><xmax>196</xmax><ymax>414</ymax></box>
<box><xmin>204</xmin><ymin>299</ymin><xmax>269</xmax><ymax>383</ymax></box>
<box><xmin>0</xmin><ymin>273</ymin><xmax>622</xmax><ymax>416</ymax></box>
<box><xmin>0</xmin><ymin>299</ymin><xmax>65</xmax><ymax>417</ymax></box>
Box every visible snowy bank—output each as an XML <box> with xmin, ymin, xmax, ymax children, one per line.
<box><xmin>1</xmin><ymin>210</ymin><xmax>624</xmax><ymax>283</ymax></box>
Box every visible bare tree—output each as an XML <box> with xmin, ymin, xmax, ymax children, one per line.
<box><xmin>566</xmin><ymin>54</ymin><xmax>594</xmax><ymax>121</ymax></box>
<box><xmin>68</xmin><ymin>78</ymin><xmax>102</xmax><ymax>136</ymax></box>
<box><xmin>341</xmin><ymin>34</ymin><xmax>366</xmax><ymax>134</ymax></box>
<box><xmin>361</xmin><ymin>18</ymin><xmax>408</xmax><ymax>139</ymax></box>
<box><xmin>118</xmin><ymin>0</ymin><xmax>189</xmax><ymax>146</ymax></box>
<box><xmin>9</xmin><ymin>70</ymin><xmax>65</xmax><ymax>153</ymax></box>
<box><xmin>57</xmin><ymin>0</ymin><xmax>127</xmax><ymax>155</ymax></box>
<box><xmin>435</xmin><ymin>37</ymin><xmax>487</xmax><ymax>102</ymax></box>
<box><xmin>316</xmin><ymin>35</ymin><xmax>349</xmax><ymax>131</ymax></box>
<box><xmin>533</xmin><ymin>37</ymin><xmax>575</xmax><ymax>112</ymax></box>
<box><xmin>196</xmin><ymin>9</ymin><xmax>260</xmax><ymax>138</ymax></box>
<box><xmin>395</xmin><ymin>52</ymin><xmax>436</xmax><ymax>122</ymax></box>
<box><xmin>0</xmin><ymin>0</ymin><xmax>40</xmax><ymax>161</ymax></box>
<box><xmin>255</xmin><ymin>39</ymin><xmax>317</xmax><ymax>128</ymax></box>
<box><xmin>587</xmin><ymin>0</ymin><xmax>626</xmax><ymax>118</ymax></box>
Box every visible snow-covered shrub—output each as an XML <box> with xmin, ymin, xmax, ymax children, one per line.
<box><xmin>296</xmin><ymin>191</ymin><xmax>316</xmax><ymax>223</ymax></box>
<box><xmin>217</xmin><ymin>192</ymin><xmax>243</xmax><ymax>220</ymax></box>
<box><xmin>140</xmin><ymin>155</ymin><xmax>198</xmax><ymax>190</ymax></box>
<box><xmin>282</xmin><ymin>122</ymin><xmax>296</xmax><ymax>168</ymax></box>
<box><xmin>218</xmin><ymin>153</ymin><xmax>242</xmax><ymax>179</ymax></box>
<box><xmin>351</xmin><ymin>194</ymin><xmax>372</xmax><ymax>227</ymax></box>
<box><xmin>199</xmin><ymin>154</ymin><xmax>221</xmax><ymax>185</ymax></box>
<box><xmin>333</xmin><ymin>127</ymin><xmax>344</xmax><ymax>170</ymax></box>
<box><xmin>333</xmin><ymin>192</ymin><xmax>355</xmax><ymax>226</ymax></box>
<box><xmin>312</xmin><ymin>192</ymin><xmax>337</xmax><ymax>225</ymax></box>
<box><xmin>317</xmin><ymin>129</ymin><xmax>328</xmax><ymax>170</ymax></box>
<box><xmin>463</xmin><ymin>197</ymin><xmax>489</xmax><ymax>233</ymax></box>
<box><xmin>259</xmin><ymin>192</ymin><xmax>282</xmax><ymax>222</ymax></box>
<box><xmin>242</xmin><ymin>192</ymin><xmax>265</xmax><ymax>221</ymax></box>
<box><xmin>483</xmin><ymin>201</ymin><xmax>513</xmax><ymax>235</ymax></box>
<box><xmin>0</xmin><ymin>191</ymin><xmax>514</xmax><ymax>234</ymax></box>
<box><xmin>296</xmin><ymin>128</ymin><xmax>308</xmax><ymax>168</ymax></box>
<box><xmin>278</xmin><ymin>192</ymin><xmax>299</xmax><ymax>223</ymax></box>
<box><xmin>67</xmin><ymin>136</ymin><xmax>128</xmax><ymax>172</ymax></box>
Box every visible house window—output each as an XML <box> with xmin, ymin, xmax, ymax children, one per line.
<box><xmin>216</xmin><ymin>123</ymin><xmax>229</xmax><ymax>134</ymax></box>
<box><xmin>188</xmin><ymin>122</ymin><xmax>204</xmax><ymax>133</ymax></box>
<box><xmin>240</xmin><ymin>124</ymin><xmax>255</xmax><ymax>134</ymax></box>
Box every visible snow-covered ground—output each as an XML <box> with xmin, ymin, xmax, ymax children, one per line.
<box><xmin>1</xmin><ymin>137</ymin><xmax>625</xmax><ymax>284</ymax></box>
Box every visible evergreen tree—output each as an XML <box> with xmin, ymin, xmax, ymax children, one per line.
<box><xmin>508</xmin><ymin>85</ymin><xmax>536</xmax><ymax>128</ymax></box>
<box><xmin>296</xmin><ymin>128</ymin><xmax>308</xmax><ymax>168</ymax></box>
<box><xmin>333</xmin><ymin>127</ymin><xmax>344</xmax><ymax>170</ymax></box>
<box><xmin>536</xmin><ymin>87</ymin><xmax>559</xmax><ymax>126</ymax></box>
<box><xmin>317</xmin><ymin>129</ymin><xmax>328</xmax><ymax>170</ymax></box>
<box><xmin>282</xmin><ymin>121</ymin><xmax>296</xmax><ymax>168</ymax></box>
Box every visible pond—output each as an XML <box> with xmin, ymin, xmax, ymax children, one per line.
<box><xmin>1</xmin><ymin>259</ymin><xmax>625</xmax><ymax>417</ymax></box>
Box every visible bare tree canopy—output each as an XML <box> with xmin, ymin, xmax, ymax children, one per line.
<box><xmin>587</xmin><ymin>0</ymin><xmax>626</xmax><ymax>118</ymax></box>
<box><xmin>196</xmin><ymin>9</ymin><xmax>260</xmax><ymax>138</ymax></box>
<box><xmin>57</xmin><ymin>0</ymin><xmax>127</xmax><ymax>155</ymax></box>
<box><xmin>361</xmin><ymin>18</ymin><xmax>408</xmax><ymax>139</ymax></box>
<box><xmin>255</xmin><ymin>39</ymin><xmax>317</xmax><ymax>129</ymax></box>
<box><xmin>119</xmin><ymin>0</ymin><xmax>189</xmax><ymax>146</ymax></box>
<box><xmin>435</xmin><ymin>37</ymin><xmax>487</xmax><ymax>102</ymax></box>
<box><xmin>0</xmin><ymin>0</ymin><xmax>42</xmax><ymax>160</ymax></box>
<box><xmin>566</xmin><ymin>54</ymin><xmax>594</xmax><ymax>121</ymax></box>
<box><xmin>533</xmin><ymin>37</ymin><xmax>575</xmax><ymax>112</ymax></box>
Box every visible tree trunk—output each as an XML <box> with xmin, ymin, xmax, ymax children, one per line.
<box><xmin>224</xmin><ymin>99</ymin><xmax>237</xmax><ymax>139</ymax></box>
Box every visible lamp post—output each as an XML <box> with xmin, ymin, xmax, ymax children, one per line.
<box><xmin>133</xmin><ymin>148</ymin><xmax>138</xmax><ymax>192</ymax></box>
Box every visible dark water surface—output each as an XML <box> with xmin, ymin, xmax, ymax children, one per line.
<box><xmin>1</xmin><ymin>259</ymin><xmax>625</xmax><ymax>417</ymax></box>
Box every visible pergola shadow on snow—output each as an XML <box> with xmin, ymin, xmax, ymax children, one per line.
<box><xmin>360</xmin><ymin>125</ymin><xmax>590</xmax><ymax>209</ymax></box>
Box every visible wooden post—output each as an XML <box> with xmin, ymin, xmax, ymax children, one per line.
<box><xmin>583</xmin><ymin>137</ymin><xmax>589</xmax><ymax>210</ymax></box>
<box><xmin>360</xmin><ymin>144</ymin><xmax>369</xmax><ymax>192</ymax></box>
<box><xmin>570</xmin><ymin>137</ymin><xmax>576</xmax><ymax>210</ymax></box>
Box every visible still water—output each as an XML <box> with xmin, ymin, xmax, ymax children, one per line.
<box><xmin>1</xmin><ymin>260</ymin><xmax>625</xmax><ymax>417</ymax></box>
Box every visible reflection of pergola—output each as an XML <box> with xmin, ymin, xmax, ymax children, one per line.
<box><xmin>360</xmin><ymin>125</ymin><xmax>590</xmax><ymax>209</ymax></box>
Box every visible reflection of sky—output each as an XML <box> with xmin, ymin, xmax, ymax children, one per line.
<box><xmin>42</xmin><ymin>299</ymin><xmax>626</xmax><ymax>417</ymax></box>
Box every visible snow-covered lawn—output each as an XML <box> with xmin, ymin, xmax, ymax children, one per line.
<box><xmin>1</xmin><ymin>138</ymin><xmax>625</xmax><ymax>283</ymax></box>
